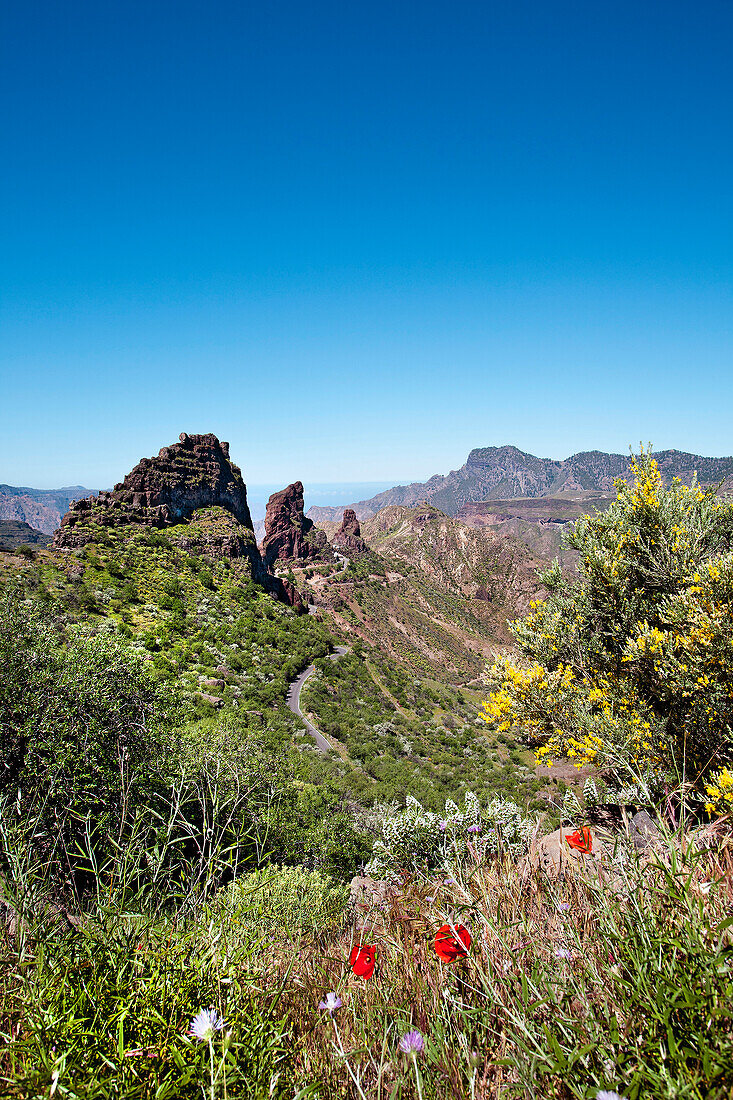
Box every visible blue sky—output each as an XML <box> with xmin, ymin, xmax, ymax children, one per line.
<box><xmin>1</xmin><ymin>0</ymin><xmax>731</xmax><ymax>488</ymax></box>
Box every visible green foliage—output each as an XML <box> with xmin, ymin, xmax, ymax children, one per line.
<box><xmin>219</xmin><ymin>863</ymin><xmax>349</xmax><ymax>938</ymax></box>
<box><xmin>300</xmin><ymin>650</ymin><xmax>548</xmax><ymax>810</ymax></box>
<box><xmin>0</xmin><ymin>589</ymin><xmax>169</xmax><ymax>879</ymax></box>
<box><xmin>2</xmin><ymin>872</ymin><xmax>294</xmax><ymax>1097</ymax></box>
<box><xmin>483</xmin><ymin>450</ymin><xmax>733</xmax><ymax>806</ymax></box>
<box><xmin>366</xmin><ymin>790</ymin><xmax>533</xmax><ymax>876</ymax></box>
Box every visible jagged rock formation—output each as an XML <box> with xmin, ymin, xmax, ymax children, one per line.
<box><xmin>261</xmin><ymin>481</ymin><xmax>330</xmax><ymax>566</ymax></box>
<box><xmin>55</xmin><ymin>434</ymin><xmax>251</xmax><ymax>546</ymax></box>
<box><xmin>0</xmin><ymin>485</ymin><xmax>97</xmax><ymax>535</ymax></box>
<box><xmin>52</xmin><ymin>434</ymin><xmax>305</xmax><ymax>612</ymax></box>
<box><xmin>332</xmin><ymin>508</ymin><xmax>367</xmax><ymax>554</ymax></box>
<box><xmin>307</xmin><ymin>446</ymin><xmax>733</xmax><ymax>522</ymax></box>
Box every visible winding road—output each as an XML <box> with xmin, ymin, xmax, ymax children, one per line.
<box><xmin>286</xmin><ymin>645</ymin><xmax>349</xmax><ymax>753</ymax></box>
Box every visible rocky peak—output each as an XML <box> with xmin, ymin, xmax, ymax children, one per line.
<box><xmin>262</xmin><ymin>481</ymin><xmax>329</xmax><ymax>566</ymax></box>
<box><xmin>54</xmin><ymin>433</ymin><xmax>252</xmax><ymax>547</ymax></box>
<box><xmin>332</xmin><ymin>508</ymin><xmax>367</xmax><ymax>554</ymax></box>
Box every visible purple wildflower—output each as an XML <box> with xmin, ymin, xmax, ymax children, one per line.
<box><xmin>467</xmin><ymin>824</ymin><xmax>481</xmax><ymax>834</ymax></box>
<box><xmin>189</xmin><ymin>1009</ymin><xmax>225</xmax><ymax>1042</ymax></box>
<box><xmin>318</xmin><ymin>992</ymin><xmax>342</xmax><ymax>1015</ymax></box>
<box><xmin>399</xmin><ymin>1029</ymin><xmax>425</xmax><ymax>1056</ymax></box>
<box><xmin>438</xmin><ymin>820</ymin><xmax>447</xmax><ymax>832</ymax></box>
<box><xmin>554</xmin><ymin>947</ymin><xmax>573</xmax><ymax>960</ymax></box>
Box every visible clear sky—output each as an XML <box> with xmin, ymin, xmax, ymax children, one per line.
<box><xmin>1</xmin><ymin>0</ymin><xmax>731</xmax><ymax>488</ymax></box>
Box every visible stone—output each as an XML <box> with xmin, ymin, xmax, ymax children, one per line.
<box><xmin>261</xmin><ymin>481</ymin><xmax>330</xmax><ymax>565</ymax></box>
<box><xmin>196</xmin><ymin>692</ymin><xmax>224</xmax><ymax>708</ymax></box>
<box><xmin>628</xmin><ymin>810</ymin><xmax>663</xmax><ymax>851</ymax></box>
<box><xmin>526</xmin><ymin>827</ymin><xmax>608</xmax><ymax>877</ymax></box>
<box><xmin>332</xmin><ymin>508</ymin><xmax>367</xmax><ymax>554</ymax></box>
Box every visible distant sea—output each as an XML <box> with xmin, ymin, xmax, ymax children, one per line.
<box><xmin>247</xmin><ymin>482</ymin><xmax>397</xmax><ymax>523</ymax></box>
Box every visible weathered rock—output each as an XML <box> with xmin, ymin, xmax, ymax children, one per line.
<box><xmin>262</xmin><ymin>481</ymin><xmax>330</xmax><ymax>565</ymax></box>
<box><xmin>332</xmin><ymin>508</ymin><xmax>367</xmax><ymax>554</ymax></box>
<box><xmin>526</xmin><ymin>827</ymin><xmax>608</xmax><ymax>877</ymax></box>
<box><xmin>196</xmin><ymin>692</ymin><xmax>224</xmax><ymax>708</ymax></box>
<box><xmin>52</xmin><ymin>433</ymin><xmax>308</xmax><ymax>614</ymax></box>
<box><xmin>349</xmin><ymin>875</ymin><xmax>390</xmax><ymax>908</ymax></box>
<box><xmin>54</xmin><ymin>434</ymin><xmax>252</xmax><ymax>547</ymax></box>
<box><xmin>628</xmin><ymin>810</ymin><xmax>663</xmax><ymax>851</ymax></box>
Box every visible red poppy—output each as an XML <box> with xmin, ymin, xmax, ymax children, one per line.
<box><xmin>349</xmin><ymin>943</ymin><xmax>376</xmax><ymax>979</ymax></box>
<box><xmin>565</xmin><ymin>826</ymin><xmax>593</xmax><ymax>854</ymax></box>
<box><xmin>434</xmin><ymin>923</ymin><xmax>472</xmax><ymax>962</ymax></box>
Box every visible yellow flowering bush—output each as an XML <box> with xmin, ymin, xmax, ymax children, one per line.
<box><xmin>482</xmin><ymin>449</ymin><xmax>733</xmax><ymax>809</ymax></box>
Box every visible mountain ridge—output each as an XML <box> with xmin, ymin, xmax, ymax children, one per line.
<box><xmin>0</xmin><ymin>484</ymin><xmax>98</xmax><ymax>534</ymax></box>
<box><xmin>307</xmin><ymin>445</ymin><xmax>733</xmax><ymax>521</ymax></box>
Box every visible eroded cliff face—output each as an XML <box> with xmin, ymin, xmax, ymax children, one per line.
<box><xmin>52</xmin><ymin>434</ymin><xmax>306</xmax><ymax>611</ymax></box>
<box><xmin>332</xmin><ymin>508</ymin><xmax>367</xmax><ymax>554</ymax></box>
<box><xmin>54</xmin><ymin>434</ymin><xmax>252</xmax><ymax>546</ymax></box>
<box><xmin>261</xmin><ymin>481</ymin><xmax>330</xmax><ymax>566</ymax></box>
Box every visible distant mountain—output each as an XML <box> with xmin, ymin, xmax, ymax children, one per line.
<box><xmin>0</xmin><ymin>520</ymin><xmax>51</xmax><ymax>551</ymax></box>
<box><xmin>0</xmin><ymin>484</ymin><xmax>98</xmax><ymax>534</ymax></box>
<box><xmin>307</xmin><ymin>446</ymin><xmax>733</xmax><ymax>522</ymax></box>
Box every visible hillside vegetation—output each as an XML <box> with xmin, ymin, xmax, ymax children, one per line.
<box><xmin>2</xmin><ymin>451</ymin><xmax>733</xmax><ymax>1097</ymax></box>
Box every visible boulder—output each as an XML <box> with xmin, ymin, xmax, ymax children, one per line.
<box><xmin>527</xmin><ymin>826</ymin><xmax>609</xmax><ymax>877</ymax></box>
<box><xmin>627</xmin><ymin>810</ymin><xmax>663</xmax><ymax>851</ymax></box>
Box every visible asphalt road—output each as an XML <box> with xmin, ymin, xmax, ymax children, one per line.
<box><xmin>286</xmin><ymin>645</ymin><xmax>349</xmax><ymax>753</ymax></box>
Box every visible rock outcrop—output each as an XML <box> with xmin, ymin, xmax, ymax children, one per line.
<box><xmin>55</xmin><ymin>434</ymin><xmax>251</xmax><ymax>546</ymax></box>
<box><xmin>52</xmin><ymin>433</ymin><xmax>306</xmax><ymax>612</ymax></box>
<box><xmin>332</xmin><ymin>508</ymin><xmax>367</xmax><ymax>554</ymax></box>
<box><xmin>261</xmin><ymin>482</ymin><xmax>329</xmax><ymax>566</ymax></box>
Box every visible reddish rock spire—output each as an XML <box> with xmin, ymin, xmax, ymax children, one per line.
<box><xmin>262</xmin><ymin>481</ymin><xmax>328</xmax><ymax>566</ymax></box>
<box><xmin>333</xmin><ymin>508</ymin><xmax>367</xmax><ymax>554</ymax></box>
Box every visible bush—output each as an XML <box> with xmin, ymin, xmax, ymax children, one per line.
<box><xmin>366</xmin><ymin>790</ymin><xmax>534</xmax><ymax>877</ymax></box>
<box><xmin>219</xmin><ymin>863</ymin><xmax>349</xmax><ymax>937</ymax></box>
<box><xmin>0</xmin><ymin>591</ymin><xmax>169</xmax><ymax>881</ymax></box>
<box><xmin>482</xmin><ymin>450</ymin><xmax>733</xmax><ymax>809</ymax></box>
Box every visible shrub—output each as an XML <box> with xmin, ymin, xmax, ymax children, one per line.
<box><xmin>366</xmin><ymin>791</ymin><xmax>533</xmax><ymax>877</ymax></box>
<box><xmin>219</xmin><ymin>863</ymin><xmax>349</xmax><ymax>937</ymax></box>
<box><xmin>482</xmin><ymin>450</ymin><xmax>733</xmax><ymax>809</ymax></box>
<box><xmin>0</xmin><ymin>591</ymin><xmax>169</xmax><ymax>881</ymax></box>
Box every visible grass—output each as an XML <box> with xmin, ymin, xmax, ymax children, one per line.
<box><xmin>4</xmin><ymin>823</ymin><xmax>732</xmax><ymax>1098</ymax></box>
<box><xmin>275</xmin><ymin>827</ymin><xmax>733</xmax><ymax>1098</ymax></box>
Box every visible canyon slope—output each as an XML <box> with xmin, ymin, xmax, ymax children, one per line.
<box><xmin>307</xmin><ymin>446</ymin><xmax>733</xmax><ymax>521</ymax></box>
<box><xmin>0</xmin><ymin>484</ymin><xmax>97</xmax><ymax>534</ymax></box>
<box><xmin>298</xmin><ymin>503</ymin><xmax>547</xmax><ymax>682</ymax></box>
